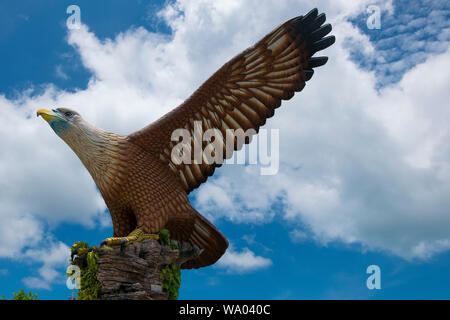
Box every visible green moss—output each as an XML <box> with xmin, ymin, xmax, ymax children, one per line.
<box><xmin>160</xmin><ymin>263</ymin><xmax>181</xmax><ymax>300</ymax></box>
<box><xmin>71</xmin><ymin>241</ymin><xmax>89</xmax><ymax>252</ymax></box>
<box><xmin>157</xmin><ymin>229</ymin><xmax>170</xmax><ymax>246</ymax></box>
<box><xmin>1</xmin><ymin>289</ymin><xmax>38</xmax><ymax>300</ymax></box>
<box><xmin>157</xmin><ymin>229</ymin><xmax>181</xmax><ymax>300</ymax></box>
<box><xmin>70</xmin><ymin>242</ymin><xmax>100</xmax><ymax>300</ymax></box>
<box><xmin>157</xmin><ymin>228</ymin><xmax>178</xmax><ymax>250</ymax></box>
<box><xmin>77</xmin><ymin>250</ymin><xmax>100</xmax><ymax>300</ymax></box>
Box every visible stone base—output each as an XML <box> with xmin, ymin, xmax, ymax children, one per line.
<box><xmin>72</xmin><ymin>239</ymin><xmax>179</xmax><ymax>300</ymax></box>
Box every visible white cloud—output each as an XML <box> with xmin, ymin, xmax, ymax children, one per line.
<box><xmin>290</xmin><ymin>230</ymin><xmax>309</xmax><ymax>243</ymax></box>
<box><xmin>195</xmin><ymin>41</ymin><xmax>450</xmax><ymax>259</ymax></box>
<box><xmin>0</xmin><ymin>0</ymin><xmax>448</xmax><ymax>286</ymax></box>
<box><xmin>216</xmin><ymin>245</ymin><xmax>272</xmax><ymax>273</ymax></box>
<box><xmin>346</xmin><ymin>1</ymin><xmax>450</xmax><ymax>85</ymax></box>
<box><xmin>194</xmin><ymin>168</ymin><xmax>277</xmax><ymax>224</ymax></box>
<box><xmin>21</xmin><ymin>241</ymin><xmax>70</xmax><ymax>290</ymax></box>
<box><xmin>55</xmin><ymin>65</ymin><xmax>69</xmax><ymax>80</ymax></box>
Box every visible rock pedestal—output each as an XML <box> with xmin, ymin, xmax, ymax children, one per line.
<box><xmin>72</xmin><ymin>239</ymin><xmax>179</xmax><ymax>300</ymax></box>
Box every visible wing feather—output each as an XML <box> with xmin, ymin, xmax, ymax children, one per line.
<box><xmin>128</xmin><ymin>8</ymin><xmax>335</xmax><ymax>193</ymax></box>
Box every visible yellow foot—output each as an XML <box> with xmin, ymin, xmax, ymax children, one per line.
<box><xmin>100</xmin><ymin>229</ymin><xmax>159</xmax><ymax>249</ymax></box>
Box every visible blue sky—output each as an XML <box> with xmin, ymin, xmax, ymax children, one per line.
<box><xmin>0</xmin><ymin>0</ymin><xmax>450</xmax><ymax>300</ymax></box>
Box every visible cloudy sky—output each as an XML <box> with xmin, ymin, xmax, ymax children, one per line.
<box><xmin>0</xmin><ymin>0</ymin><xmax>449</xmax><ymax>299</ymax></box>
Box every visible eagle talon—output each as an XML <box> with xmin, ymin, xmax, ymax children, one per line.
<box><xmin>71</xmin><ymin>246</ymin><xmax>95</xmax><ymax>261</ymax></box>
<box><xmin>100</xmin><ymin>229</ymin><xmax>159</xmax><ymax>250</ymax></box>
<box><xmin>120</xmin><ymin>238</ymin><xmax>128</xmax><ymax>251</ymax></box>
<box><xmin>71</xmin><ymin>249</ymin><xmax>78</xmax><ymax>261</ymax></box>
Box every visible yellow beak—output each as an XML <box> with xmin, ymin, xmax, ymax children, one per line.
<box><xmin>37</xmin><ymin>109</ymin><xmax>64</xmax><ymax>122</ymax></box>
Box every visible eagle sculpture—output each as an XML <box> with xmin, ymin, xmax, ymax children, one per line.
<box><xmin>37</xmin><ymin>8</ymin><xmax>335</xmax><ymax>269</ymax></box>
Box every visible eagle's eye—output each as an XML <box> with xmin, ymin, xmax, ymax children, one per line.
<box><xmin>65</xmin><ymin>111</ymin><xmax>73</xmax><ymax>118</ymax></box>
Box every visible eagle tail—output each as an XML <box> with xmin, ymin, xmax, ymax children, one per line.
<box><xmin>180</xmin><ymin>210</ymin><xmax>229</xmax><ymax>269</ymax></box>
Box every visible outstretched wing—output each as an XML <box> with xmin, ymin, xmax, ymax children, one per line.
<box><xmin>128</xmin><ymin>8</ymin><xmax>335</xmax><ymax>193</ymax></box>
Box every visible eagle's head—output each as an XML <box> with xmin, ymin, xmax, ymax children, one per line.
<box><xmin>37</xmin><ymin>107</ymin><xmax>102</xmax><ymax>159</ymax></box>
<box><xmin>37</xmin><ymin>107</ymin><xmax>120</xmax><ymax>183</ymax></box>
<box><xmin>37</xmin><ymin>107</ymin><xmax>82</xmax><ymax>137</ymax></box>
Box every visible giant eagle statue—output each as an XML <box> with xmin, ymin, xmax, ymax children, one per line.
<box><xmin>37</xmin><ymin>8</ymin><xmax>335</xmax><ymax>269</ymax></box>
